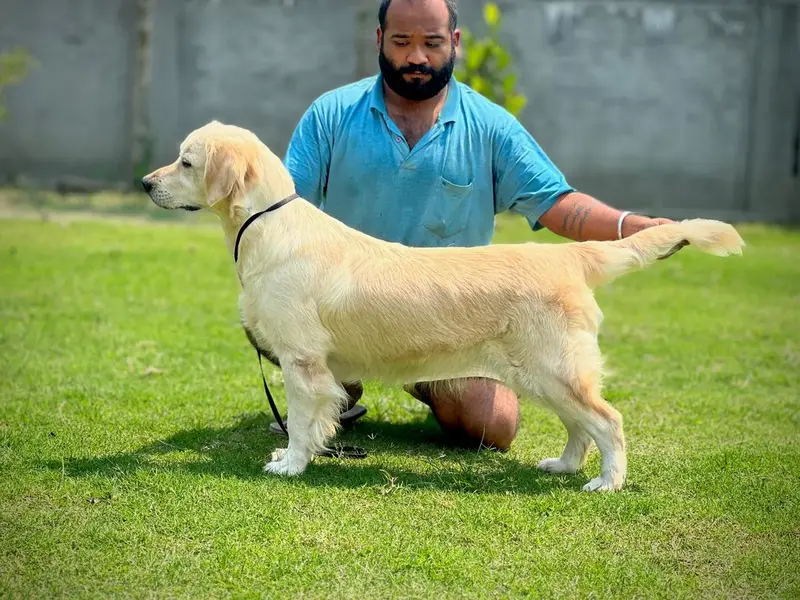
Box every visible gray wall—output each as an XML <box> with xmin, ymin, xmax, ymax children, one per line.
<box><xmin>0</xmin><ymin>1</ymin><xmax>136</xmax><ymax>182</ymax></box>
<box><xmin>0</xmin><ymin>0</ymin><xmax>798</xmax><ymax>222</ymax></box>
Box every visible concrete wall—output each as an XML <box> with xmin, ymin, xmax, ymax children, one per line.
<box><xmin>0</xmin><ymin>0</ymin><xmax>798</xmax><ymax>222</ymax></box>
<box><xmin>0</xmin><ymin>1</ymin><xmax>136</xmax><ymax>181</ymax></box>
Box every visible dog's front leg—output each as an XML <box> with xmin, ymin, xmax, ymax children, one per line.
<box><xmin>263</xmin><ymin>358</ymin><xmax>348</xmax><ymax>476</ymax></box>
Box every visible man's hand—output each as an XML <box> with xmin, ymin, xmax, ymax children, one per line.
<box><xmin>539</xmin><ymin>192</ymin><xmax>676</xmax><ymax>243</ymax></box>
<box><xmin>620</xmin><ymin>214</ymin><xmax>674</xmax><ymax>238</ymax></box>
<box><xmin>623</xmin><ymin>215</ymin><xmax>689</xmax><ymax>259</ymax></box>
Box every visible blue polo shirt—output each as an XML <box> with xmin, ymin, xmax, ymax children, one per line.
<box><xmin>284</xmin><ymin>74</ymin><xmax>573</xmax><ymax>247</ymax></box>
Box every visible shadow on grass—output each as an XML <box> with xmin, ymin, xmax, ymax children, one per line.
<box><xmin>43</xmin><ymin>412</ymin><xmax>589</xmax><ymax>495</ymax></box>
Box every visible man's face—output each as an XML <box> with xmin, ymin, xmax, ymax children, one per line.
<box><xmin>377</xmin><ymin>0</ymin><xmax>459</xmax><ymax>102</ymax></box>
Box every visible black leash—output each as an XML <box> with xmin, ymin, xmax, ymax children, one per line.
<box><xmin>233</xmin><ymin>192</ymin><xmax>299</xmax><ymax>263</ymax></box>
<box><xmin>237</xmin><ymin>193</ymin><xmax>367</xmax><ymax>460</ymax></box>
<box><xmin>258</xmin><ymin>351</ymin><xmax>290</xmax><ymax>436</ymax></box>
<box><xmin>256</xmin><ymin>351</ymin><xmax>366</xmax><ymax>459</ymax></box>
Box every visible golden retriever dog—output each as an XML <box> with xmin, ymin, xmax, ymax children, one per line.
<box><xmin>142</xmin><ymin>121</ymin><xmax>744</xmax><ymax>491</ymax></box>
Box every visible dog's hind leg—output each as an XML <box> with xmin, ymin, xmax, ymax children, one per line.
<box><xmin>535</xmin><ymin>378</ymin><xmax>626</xmax><ymax>491</ymax></box>
<box><xmin>573</xmin><ymin>394</ymin><xmax>626</xmax><ymax>492</ymax></box>
<box><xmin>536</xmin><ymin>415</ymin><xmax>593</xmax><ymax>475</ymax></box>
<box><xmin>522</xmin><ymin>329</ymin><xmax>627</xmax><ymax>491</ymax></box>
<box><xmin>263</xmin><ymin>358</ymin><xmax>349</xmax><ymax>476</ymax></box>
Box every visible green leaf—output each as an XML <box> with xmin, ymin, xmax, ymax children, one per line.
<box><xmin>505</xmin><ymin>94</ymin><xmax>527</xmax><ymax>116</ymax></box>
<box><xmin>466</xmin><ymin>44</ymin><xmax>486</xmax><ymax>71</ymax></box>
<box><xmin>470</xmin><ymin>75</ymin><xmax>487</xmax><ymax>95</ymax></box>
<box><xmin>0</xmin><ymin>48</ymin><xmax>37</xmax><ymax>122</ymax></box>
<box><xmin>494</xmin><ymin>46</ymin><xmax>511</xmax><ymax>70</ymax></box>
<box><xmin>502</xmin><ymin>73</ymin><xmax>517</xmax><ymax>94</ymax></box>
<box><xmin>484</xmin><ymin>2</ymin><xmax>500</xmax><ymax>27</ymax></box>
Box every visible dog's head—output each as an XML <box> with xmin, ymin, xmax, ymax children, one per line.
<box><xmin>141</xmin><ymin>121</ymin><xmax>285</xmax><ymax>214</ymax></box>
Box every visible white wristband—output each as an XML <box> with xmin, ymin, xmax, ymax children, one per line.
<box><xmin>617</xmin><ymin>211</ymin><xmax>633</xmax><ymax>240</ymax></box>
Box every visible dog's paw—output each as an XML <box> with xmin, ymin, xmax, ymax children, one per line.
<box><xmin>263</xmin><ymin>458</ymin><xmax>304</xmax><ymax>476</ymax></box>
<box><xmin>537</xmin><ymin>457</ymin><xmax>578</xmax><ymax>474</ymax></box>
<box><xmin>270</xmin><ymin>447</ymin><xmax>288</xmax><ymax>462</ymax></box>
<box><xmin>263</xmin><ymin>448</ymin><xmax>308</xmax><ymax>476</ymax></box>
<box><xmin>581</xmin><ymin>475</ymin><xmax>623</xmax><ymax>492</ymax></box>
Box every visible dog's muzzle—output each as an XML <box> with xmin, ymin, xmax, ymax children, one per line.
<box><xmin>141</xmin><ymin>178</ymin><xmax>200</xmax><ymax>211</ymax></box>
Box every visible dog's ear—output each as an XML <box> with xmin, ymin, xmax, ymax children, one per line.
<box><xmin>204</xmin><ymin>140</ymin><xmax>258</xmax><ymax>207</ymax></box>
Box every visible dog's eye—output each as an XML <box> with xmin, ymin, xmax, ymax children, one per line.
<box><xmin>181</xmin><ymin>158</ymin><xmax>192</xmax><ymax>168</ymax></box>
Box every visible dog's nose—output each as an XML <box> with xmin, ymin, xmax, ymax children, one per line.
<box><xmin>141</xmin><ymin>178</ymin><xmax>153</xmax><ymax>193</ymax></box>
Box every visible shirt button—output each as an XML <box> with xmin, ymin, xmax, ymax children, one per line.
<box><xmin>395</xmin><ymin>136</ymin><xmax>402</xmax><ymax>143</ymax></box>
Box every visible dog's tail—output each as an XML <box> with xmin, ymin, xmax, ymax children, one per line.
<box><xmin>578</xmin><ymin>219</ymin><xmax>744</xmax><ymax>287</ymax></box>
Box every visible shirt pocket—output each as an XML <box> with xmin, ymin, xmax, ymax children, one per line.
<box><xmin>423</xmin><ymin>176</ymin><xmax>474</xmax><ymax>240</ymax></box>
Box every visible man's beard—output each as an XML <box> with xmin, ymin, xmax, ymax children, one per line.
<box><xmin>378</xmin><ymin>43</ymin><xmax>456</xmax><ymax>102</ymax></box>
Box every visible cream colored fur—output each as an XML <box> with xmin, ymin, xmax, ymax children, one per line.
<box><xmin>143</xmin><ymin>121</ymin><xmax>745</xmax><ymax>491</ymax></box>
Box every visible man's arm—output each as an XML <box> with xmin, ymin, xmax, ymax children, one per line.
<box><xmin>283</xmin><ymin>103</ymin><xmax>332</xmax><ymax>207</ymax></box>
<box><xmin>491</xmin><ymin>115</ymin><xmax>673</xmax><ymax>242</ymax></box>
<box><xmin>538</xmin><ymin>191</ymin><xmax>674</xmax><ymax>242</ymax></box>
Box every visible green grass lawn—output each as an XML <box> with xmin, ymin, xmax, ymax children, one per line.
<box><xmin>1</xmin><ymin>210</ymin><xmax>798</xmax><ymax>599</ymax></box>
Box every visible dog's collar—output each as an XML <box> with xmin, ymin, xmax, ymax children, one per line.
<box><xmin>233</xmin><ymin>192</ymin><xmax>299</xmax><ymax>263</ymax></box>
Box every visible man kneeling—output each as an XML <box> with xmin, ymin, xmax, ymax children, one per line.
<box><xmin>274</xmin><ymin>0</ymin><xmax>675</xmax><ymax>451</ymax></box>
<box><xmin>271</xmin><ymin>377</ymin><xmax>520</xmax><ymax>451</ymax></box>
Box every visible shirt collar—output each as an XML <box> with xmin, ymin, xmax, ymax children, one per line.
<box><xmin>369</xmin><ymin>73</ymin><xmax>461</xmax><ymax>124</ymax></box>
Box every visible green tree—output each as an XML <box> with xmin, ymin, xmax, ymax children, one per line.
<box><xmin>455</xmin><ymin>2</ymin><xmax>527</xmax><ymax>117</ymax></box>
<box><xmin>0</xmin><ymin>48</ymin><xmax>36</xmax><ymax>120</ymax></box>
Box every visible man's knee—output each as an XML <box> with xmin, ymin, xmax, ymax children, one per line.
<box><xmin>407</xmin><ymin>378</ymin><xmax>520</xmax><ymax>451</ymax></box>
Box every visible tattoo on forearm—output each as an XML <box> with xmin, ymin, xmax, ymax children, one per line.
<box><xmin>569</xmin><ymin>206</ymin><xmax>584</xmax><ymax>237</ymax></box>
<box><xmin>561</xmin><ymin>200</ymin><xmax>576</xmax><ymax>233</ymax></box>
<box><xmin>562</xmin><ymin>201</ymin><xmax>586</xmax><ymax>239</ymax></box>
<box><xmin>558</xmin><ymin>196</ymin><xmax>598</xmax><ymax>241</ymax></box>
<box><xmin>577</xmin><ymin>206</ymin><xmax>592</xmax><ymax>240</ymax></box>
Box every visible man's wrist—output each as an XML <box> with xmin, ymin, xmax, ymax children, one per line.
<box><xmin>616</xmin><ymin>211</ymin><xmax>632</xmax><ymax>240</ymax></box>
<box><xmin>620</xmin><ymin>213</ymin><xmax>653</xmax><ymax>238</ymax></box>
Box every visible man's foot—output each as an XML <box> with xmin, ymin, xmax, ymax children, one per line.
<box><xmin>269</xmin><ymin>381</ymin><xmax>366</xmax><ymax>436</ymax></box>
